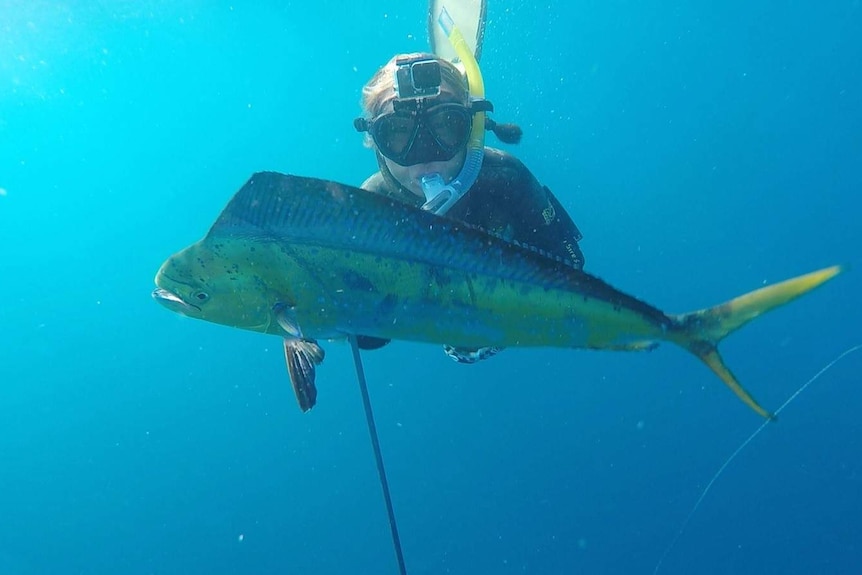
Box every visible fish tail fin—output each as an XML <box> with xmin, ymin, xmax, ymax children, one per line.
<box><xmin>670</xmin><ymin>265</ymin><xmax>844</xmax><ymax>419</ymax></box>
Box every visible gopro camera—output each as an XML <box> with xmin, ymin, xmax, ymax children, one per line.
<box><xmin>394</xmin><ymin>56</ymin><xmax>442</xmax><ymax>100</ymax></box>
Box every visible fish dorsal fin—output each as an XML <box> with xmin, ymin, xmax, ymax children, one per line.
<box><xmin>210</xmin><ymin>172</ymin><xmax>423</xmax><ymax>244</ymax></box>
<box><xmin>211</xmin><ymin>171</ymin><xmax>579</xmax><ymax>266</ymax></box>
<box><xmin>208</xmin><ymin>171</ymin><xmax>316</xmax><ymax>234</ymax></box>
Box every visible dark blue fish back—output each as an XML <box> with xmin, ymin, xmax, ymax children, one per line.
<box><xmin>209</xmin><ymin>171</ymin><xmax>667</xmax><ymax>323</ymax></box>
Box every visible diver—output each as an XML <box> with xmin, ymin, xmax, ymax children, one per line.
<box><xmin>353</xmin><ymin>52</ymin><xmax>586</xmax><ymax>363</ymax></box>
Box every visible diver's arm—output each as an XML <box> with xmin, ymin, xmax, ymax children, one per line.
<box><xmin>504</xmin><ymin>157</ymin><xmax>586</xmax><ymax>269</ymax></box>
<box><xmin>535</xmin><ymin>185</ymin><xmax>585</xmax><ymax>269</ymax></box>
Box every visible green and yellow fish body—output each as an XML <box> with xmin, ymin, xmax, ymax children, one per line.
<box><xmin>154</xmin><ymin>172</ymin><xmax>842</xmax><ymax>417</ymax></box>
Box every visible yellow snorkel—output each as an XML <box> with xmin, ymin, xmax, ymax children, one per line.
<box><xmin>420</xmin><ymin>6</ymin><xmax>488</xmax><ymax>215</ymax></box>
<box><xmin>445</xmin><ymin>7</ymin><xmax>486</xmax><ymax>159</ymax></box>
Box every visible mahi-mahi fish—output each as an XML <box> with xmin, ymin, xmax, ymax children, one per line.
<box><xmin>152</xmin><ymin>172</ymin><xmax>842</xmax><ymax>417</ymax></box>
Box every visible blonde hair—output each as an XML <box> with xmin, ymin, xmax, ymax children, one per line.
<box><xmin>360</xmin><ymin>53</ymin><xmax>469</xmax><ymax>120</ymax></box>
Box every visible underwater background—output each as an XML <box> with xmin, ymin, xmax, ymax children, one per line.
<box><xmin>1</xmin><ymin>1</ymin><xmax>860</xmax><ymax>574</ymax></box>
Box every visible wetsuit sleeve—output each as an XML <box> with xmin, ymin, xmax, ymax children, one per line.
<box><xmin>535</xmin><ymin>184</ymin><xmax>585</xmax><ymax>269</ymax></box>
<box><xmin>503</xmin><ymin>157</ymin><xmax>586</xmax><ymax>269</ymax></box>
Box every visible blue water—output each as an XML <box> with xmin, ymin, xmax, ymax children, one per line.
<box><xmin>1</xmin><ymin>1</ymin><xmax>860</xmax><ymax>574</ymax></box>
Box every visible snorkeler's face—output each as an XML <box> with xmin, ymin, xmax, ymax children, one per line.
<box><xmin>374</xmin><ymin>89</ymin><xmax>469</xmax><ymax>198</ymax></box>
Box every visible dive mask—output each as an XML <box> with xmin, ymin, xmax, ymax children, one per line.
<box><xmin>355</xmin><ymin>100</ymin><xmax>473</xmax><ymax>167</ymax></box>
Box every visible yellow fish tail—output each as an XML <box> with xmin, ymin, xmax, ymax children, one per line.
<box><xmin>670</xmin><ymin>265</ymin><xmax>844</xmax><ymax>419</ymax></box>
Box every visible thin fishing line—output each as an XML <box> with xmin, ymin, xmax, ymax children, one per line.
<box><xmin>653</xmin><ymin>343</ymin><xmax>862</xmax><ymax>575</ymax></box>
<box><xmin>349</xmin><ymin>335</ymin><xmax>408</xmax><ymax>575</ymax></box>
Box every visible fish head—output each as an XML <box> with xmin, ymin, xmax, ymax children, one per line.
<box><xmin>152</xmin><ymin>240</ymin><xmax>276</xmax><ymax>333</ymax></box>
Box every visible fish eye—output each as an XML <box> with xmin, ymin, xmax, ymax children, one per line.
<box><xmin>192</xmin><ymin>290</ymin><xmax>209</xmax><ymax>302</ymax></box>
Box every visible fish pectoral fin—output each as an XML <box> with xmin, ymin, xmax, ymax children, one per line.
<box><xmin>283</xmin><ymin>338</ymin><xmax>325</xmax><ymax>412</ymax></box>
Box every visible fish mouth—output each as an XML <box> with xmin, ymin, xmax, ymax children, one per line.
<box><xmin>152</xmin><ymin>287</ymin><xmax>201</xmax><ymax>313</ymax></box>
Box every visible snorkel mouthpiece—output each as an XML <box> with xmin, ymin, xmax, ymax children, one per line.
<box><xmin>420</xmin><ymin>173</ymin><xmax>451</xmax><ymax>213</ymax></box>
<box><xmin>420</xmin><ymin>6</ymin><xmax>487</xmax><ymax>215</ymax></box>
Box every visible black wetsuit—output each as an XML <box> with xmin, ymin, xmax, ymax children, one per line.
<box><xmin>362</xmin><ymin>147</ymin><xmax>585</xmax><ymax>269</ymax></box>
<box><xmin>358</xmin><ymin>147</ymin><xmax>586</xmax><ymax>359</ymax></box>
